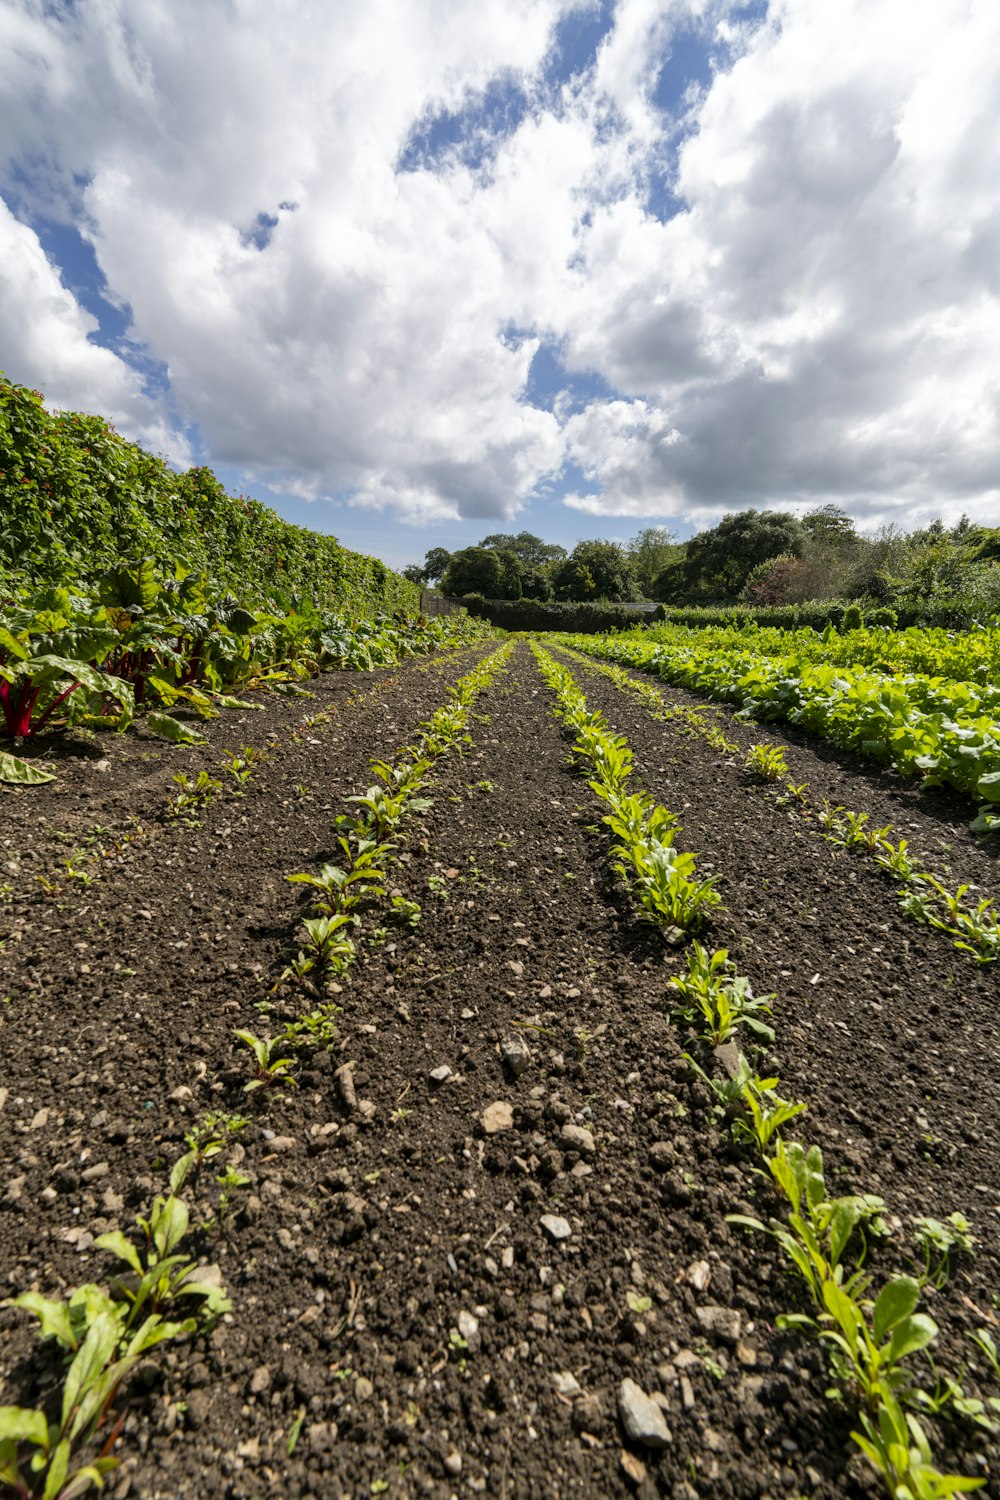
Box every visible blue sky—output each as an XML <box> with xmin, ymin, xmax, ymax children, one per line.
<box><xmin>2</xmin><ymin>0</ymin><xmax>999</xmax><ymax>573</ymax></box>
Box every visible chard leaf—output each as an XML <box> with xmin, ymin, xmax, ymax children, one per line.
<box><xmin>0</xmin><ymin>1405</ymin><xmax>49</xmax><ymax>1446</ymax></box>
<box><xmin>0</xmin><ymin>751</ymin><xmax>54</xmax><ymax>785</ymax></box>
<box><xmin>146</xmin><ymin>711</ymin><xmax>206</xmax><ymax>745</ymax></box>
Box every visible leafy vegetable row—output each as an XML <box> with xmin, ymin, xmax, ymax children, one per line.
<box><xmin>562</xmin><ymin>630</ymin><xmax>1000</xmax><ymax>827</ymax></box>
<box><xmin>645</xmin><ymin>619</ymin><xmax>1000</xmax><ymax>686</ymax></box>
<box><xmin>0</xmin><ymin>561</ymin><xmax>492</xmax><ymax>782</ymax></box>
<box><xmin>529</xmin><ymin>641</ymin><xmax>719</xmax><ymax>937</ymax></box>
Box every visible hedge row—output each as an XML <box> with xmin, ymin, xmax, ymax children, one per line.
<box><xmin>0</xmin><ymin>376</ymin><xmax>421</xmax><ymax>617</ymax></box>
<box><xmin>455</xmin><ymin>596</ymin><xmax>656</xmax><ymax>633</ymax></box>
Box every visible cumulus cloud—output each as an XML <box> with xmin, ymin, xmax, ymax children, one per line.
<box><xmin>0</xmin><ymin>196</ymin><xmax>188</xmax><ymax>458</ymax></box>
<box><xmin>1</xmin><ymin>0</ymin><xmax>999</xmax><ymax>533</ymax></box>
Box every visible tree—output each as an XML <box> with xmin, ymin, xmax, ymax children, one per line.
<box><xmin>402</xmin><ymin>564</ymin><xmax>425</xmax><ymax>583</ymax></box>
<box><xmin>682</xmin><ymin>509</ymin><xmax>805</xmax><ymax>600</ymax></box>
<box><xmin>552</xmin><ymin>540</ymin><xmax>642</xmax><ymax>602</ymax></box>
<box><xmin>441</xmin><ymin>546</ymin><xmax>522</xmax><ymax>599</ymax></box>
<box><xmin>800</xmin><ymin>504</ymin><xmax>858</xmax><ymax>551</ymax></box>
<box><xmin>479</xmin><ymin>531</ymin><xmax>567</xmax><ymax>567</ymax></box>
<box><xmin>626</xmin><ymin>526</ymin><xmax>680</xmax><ymax>597</ymax></box>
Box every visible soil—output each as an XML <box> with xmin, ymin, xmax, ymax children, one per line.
<box><xmin>1</xmin><ymin>640</ymin><xmax>997</xmax><ymax>1500</ymax></box>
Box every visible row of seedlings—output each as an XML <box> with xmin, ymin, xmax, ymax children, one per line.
<box><xmin>529</xmin><ymin>642</ymin><xmax>990</xmax><ymax>1498</ymax></box>
<box><xmin>0</xmin><ymin>646</ymin><xmax>511</xmax><ymax>1498</ymax></box>
<box><xmin>237</xmin><ymin>641</ymin><xmax>515</xmax><ymax>1092</ymax></box>
<box><xmin>552</xmin><ymin>643</ymin><xmax>999</xmax><ymax>965</ymax></box>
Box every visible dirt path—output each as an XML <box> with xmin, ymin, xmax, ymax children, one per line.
<box><xmin>1</xmin><ymin>642</ymin><xmax>995</xmax><ymax>1500</ymax></box>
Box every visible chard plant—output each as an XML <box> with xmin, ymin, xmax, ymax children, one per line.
<box><xmin>744</xmin><ymin>742</ymin><xmax>790</xmax><ymax>780</ymax></box>
<box><xmin>0</xmin><ymin>1153</ymin><xmax>229</xmax><ymax>1500</ymax></box>
<box><xmin>669</xmin><ymin>943</ymin><xmax>775</xmax><ymax>1043</ymax></box>
<box><xmin>234</xmin><ymin>1030</ymin><xmax>297</xmax><ymax>1092</ymax></box>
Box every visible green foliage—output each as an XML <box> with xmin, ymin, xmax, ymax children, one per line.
<box><xmin>668</xmin><ymin>943</ymin><xmax>775</xmax><ymax>1043</ymax></box>
<box><xmin>682</xmin><ymin>508</ymin><xmax>806</xmax><ymax>601</ymax></box>
<box><xmin>0</xmin><ymin>375</ymin><xmax>420</xmax><ymax>617</ymax></box>
<box><xmin>551</xmin><ymin>539</ymin><xmax>642</xmax><ymax>603</ymax></box>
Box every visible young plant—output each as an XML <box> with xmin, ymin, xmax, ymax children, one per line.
<box><xmin>233</xmin><ymin>1030</ymin><xmax>298</xmax><ymax>1092</ymax></box>
<box><xmin>874</xmin><ymin>837</ymin><xmax>917</xmax><ymax>881</ymax></box>
<box><xmin>853</xmin><ymin>1387</ymin><xmax>985</xmax><ymax>1498</ymax></box>
<box><xmin>912</xmin><ymin>1214</ymin><xmax>975</xmax><ymax>1290</ymax></box>
<box><xmin>744</xmin><ymin>742</ymin><xmax>789</xmax><ymax>780</ymax></box>
<box><xmin>669</xmin><ymin>943</ymin><xmax>775</xmax><ymax>1044</ymax></box>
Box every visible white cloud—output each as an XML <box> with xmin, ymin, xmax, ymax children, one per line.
<box><xmin>1</xmin><ymin>0</ymin><xmax>999</xmax><ymax>534</ymax></box>
<box><xmin>0</xmin><ymin>195</ymin><xmax>188</xmax><ymax>458</ymax></box>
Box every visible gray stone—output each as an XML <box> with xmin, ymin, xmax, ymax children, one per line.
<box><xmin>540</xmin><ymin>1213</ymin><xmax>572</xmax><ymax>1242</ymax></box>
<box><xmin>617</xmin><ymin>1379</ymin><xmax>672</xmax><ymax>1449</ymax></box>
<box><xmin>428</xmin><ymin>1065</ymin><xmax>452</xmax><ymax>1084</ymax></box>
<box><xmin>695</xmin><ymin>1305</ymin><xmax>742</xmax><ymax>1345</ymax></box>
<box><xmin>249</xmin><ymin>1365</ymin><xmax>271</xmax><ymax>1395</ymax></box>
<box><xmin>502</xmin><ymin>1034</ymin><xmax>531</xmax><ymax>1077</ymax></box>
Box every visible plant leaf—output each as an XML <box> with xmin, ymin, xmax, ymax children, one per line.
<box><xmin>146</xmin><ymin>711</ymin><xmax>206</xmax><ymax>745</ymax></box>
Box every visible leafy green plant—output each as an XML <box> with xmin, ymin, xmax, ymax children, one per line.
<box><xmin>744</xmin><ymin>742</ymin><xmax>790</xmax><ymax>780</ymax></box>
<box><xmin>853</xmin><ymin>1387</ymin><xmax>985</xmax><ymax>1498</ymax></box>
<box><xmin>912</xmin><ymin>1214</ymin><xmax>975</xmax><ymax>1289</ymax></box>
<box><xmin>669</xmin><ymin>943</ymin><xmax>775</xmax><ymax>1044</ymax></box>
<box><xmin>233</xmin><ymin>1030</ymin><xmax>297</xmax><ymax>1092</ymax></box>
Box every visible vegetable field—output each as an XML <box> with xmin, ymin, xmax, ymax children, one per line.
<box><xmin>1</xmin><ymin>632</ymin><xmax>998</xmax><ymax>1500</ymax></box>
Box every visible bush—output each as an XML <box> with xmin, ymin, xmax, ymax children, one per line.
<box><xmin>842</xmin><ymin>604</ymin><xmax>864</xmax><ymax>632</ymax></box>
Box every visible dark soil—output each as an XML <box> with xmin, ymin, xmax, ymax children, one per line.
<box><xmin>1</xmin><ymin>641</ymin><xmax>996</xmax><ymax>1500</ymax></box>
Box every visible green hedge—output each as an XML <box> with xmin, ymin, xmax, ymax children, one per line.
<box><xmin>652</xmin><ymin>600</ymin><xmax>983</xmax><ymax>631</ymax></box>
<box><xmin>457</xmin><ymin>595</ymin><xmax>655</xmax><ymax>633</ymax></box>
<box><xmin>0</xmin><ymin>375</ymin><xmax>421</xmax><ymax>617</ymax></box>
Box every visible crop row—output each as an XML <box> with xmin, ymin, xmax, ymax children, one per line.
<box><xmin>0</xmin><ymin>560</ymin><xmax>490</xmax><ymax>784</ymax></box>
<box><xmin>0</xmin><ymin>643</ymin><xmax>513</xmax><ymax>1498</ymax></box>
<box><xmin>529</xmin><ymin>643</ymin><xmax>990</xmax><ymax>1498</ymax></box>
<box><xmin>647</xmin><ymin>619</ymin><xmax>1000</xmax><ymax>686</ymax></box>
<box><xmin>553</xmin><ymin>644</ymin><xmax>999</xmax><ymax>965</ymax></box>
<box><xmin>562</xmin><ymin>630</ymin><xmax>1000</xmax><ymax>830</ymax></box>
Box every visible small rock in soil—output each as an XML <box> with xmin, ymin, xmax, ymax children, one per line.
<box><xmin>428</xmin><ymin>1065</ymin><xmax>452</xmax><ymax>1084</ymax></box>
<box><xmin>553</xmin><ymin>1371</ymin><xmax>582</xmax><ymax>1398</ymax></box>
<box><xmin>695</xmin><ymin>1305</ymin><xmax>742</xmax><ymax>1345</ymax></box>
<box><xmin>572</xmin><ymin>1392</ymin><xmax>607</xmax><ymax>1435</ymax></box>
<box><xmin>443</xmin><ymin>1450</ymin><xmax>463</xmax><ymax>1477</ymax></box>
<box><xmin>481</xmin><ymin>1101</ymin><xmax>514</xmax><ymax>1134</ymax></box>
<box><xmin>620</xmin><ymin>1450</ymin><xmax>647</xmax><ymax>1485</ymax></box>
<box><xmin>540</xmin><ymin>1214</ymin><xmax>571</xmax><ymax>1242</ymax></box>
<box><xmin>501</xmin><ymin>1033</ymin><xmax>531</xmax><ymax>1077</ymax></box>
<box><xmin>354</xmin><ymin>1375</ymin><xmax>374</xmax><ymax>1402</ymax></box>
<box><xmin>249</xmin><ymin>1365</ymin><xmax>271</xmax><ymax>1395</ymax></box>
<box><xmin>617</xmin><ymin>1378</ymin><xmax>672</xmax><ymax>1449</ymax></box>
<box><xmin>561</xmin><ymin>1123</ymin><xmax>595</xmax><ymax>1155</ymax></box>
<box><xmin>685</xmin><ymin>1259</ymin><xmax>711</xmax><ymax>1291</ymax></box>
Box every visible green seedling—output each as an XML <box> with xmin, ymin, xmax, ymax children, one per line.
<box><xmin>853</xmin><ymin>1386</ymin><xmax>984</xmax><ymax>1498</ymax></box>
<box><xmin>669</xmin><ymin>943</ymin><xmax>775</xmax><ymax>1044</ymax></box>
<box><xmin>391</xmin><ymin>896</ymin><xmax>421</xmax><ymax>927</ymax></box>
<box><xmin>234</xmin><ymin>1030</ymin><xmax>298</xmax><ymax>1092</ymax></box>
<box><xmin>277</xmin><ymin>1003</ymin><xmax>341</xmax><ymax>1052</ymax></box>
<box><xmin>912</xmin><ymin>1214</ymin><xmax>975</xmax><ymax>1289</ymax></box>
<box><xmin>300</xmin><ymin>914</ymin><xmax>356</xmax><ymax>973</ymax></box>
<box><xmin>744</xmin><ymin>742</ymin><xmax>789</xmax><ymax>780</ymax></box>
<box><xmin>874</xmin><ymin>837</ymin><xmax>917</xmax><ymax>881</ymax></box>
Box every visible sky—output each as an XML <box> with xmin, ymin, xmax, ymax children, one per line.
<box><xmin>2</xmin><ymin>0</ymin><xmax>999</xmax><ymax>573</ymax></box>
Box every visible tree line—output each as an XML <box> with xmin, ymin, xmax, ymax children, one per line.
<box><xmin>404</xmin><ymin>507</ymin><xmax>1000</xmax><ymax>614</ymax></box>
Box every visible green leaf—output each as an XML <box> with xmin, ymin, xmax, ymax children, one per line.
<box><xmin>152</xmin><ymin>1195</ymin><xmax>189</xmax><ymax>1258</ymax></box>
<box><xmin>887</xmin><ymin>1312</ymin><xmax>939</xmax><ymax>1364</ymax></box>
<box><xmin>873</xmin><ymin>1276</ymin><xmax>921</xmax><ymax>1343</ymax></box>
<box><xmin>0</xmin><ymin>750</ymin><xmax>55</xmax><ymax>784</ymax></box>
<box><xmin>7</xmin><ymin>1292</ymin><xmax>76</xmax><ymax>1350</ymax></box>
<box><xmin>976</xmin><ymin>771</ymin><xmax>1000</xmax><ymax>803</ymax></box>
<box><xmin>0</xmin><ymin>1406</ymin><xmax>49</xmax><ymax>1447</ymax></box>
<box><xmin>60</xmin><ymin>1313</ymin><xmax>119</xmax><ymax>1433</ymax></box>
<box><xmin>94</xmin><ymin>1231</ymin><xmax>143</xmax><ymax>1277</ymax></box>
<box><xmin>41</xmin><ymin>1438</ymin><xmax>71</xmax><ymax>1500</ymax></box>
<box><xmin>146</xmin><ymin>711</ymin><xmax>206</xmax><ymax>745</ymax></box>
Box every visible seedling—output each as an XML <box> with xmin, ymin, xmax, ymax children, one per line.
<box><xmin>669</xmin><ymin>943</ymin><xmax>775</xmax><ymax>1044</ymax></box>
<box><xmin>912</xmin><ymin>1214</ymin><xmax>975</xmax><ymax>1289</ymax></box>
<box><xmin>233</xmin><ymin>1030</ymin><xmax>298</xmax><ymax>1091</ymax></box>
<box><xmin>744</xmin><ymin>742</ymin><xmax>789</xmax><ymax>780</ymax></box>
